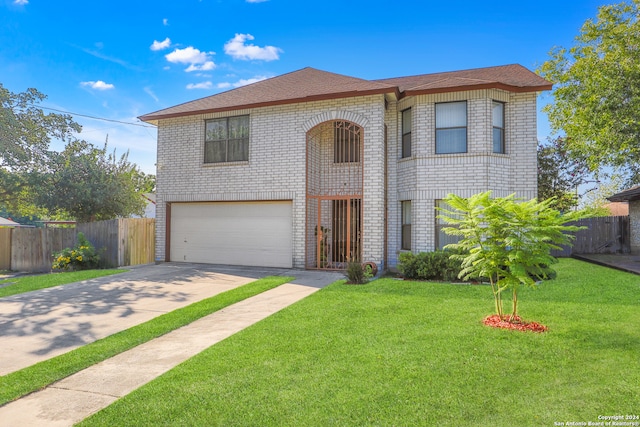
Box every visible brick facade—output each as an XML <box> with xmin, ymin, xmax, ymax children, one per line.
<box><xmin>385</xmin><ymin>89</ymin><xmax>539</xmax><ymax>268</ymax></box>
<box><xmin>155</xmin><ymin>88</ymin><xmax>540</xmax><ymax>270</ymax></box>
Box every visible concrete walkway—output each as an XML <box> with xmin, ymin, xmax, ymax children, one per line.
<box><xmin>0</xmin><ymin>264</ymin><xmax>343</xmax><ymax>427</ymax></box>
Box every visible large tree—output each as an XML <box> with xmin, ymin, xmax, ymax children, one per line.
<box><xmin>36</xmin><ymin>140</ymin><xmax>147</xmax><ymax>222</ymax></box>
<box><xmin>0</xmin><ymin>84</ymin><xmax>80</xmax><ymax>211</ymax></box>
<box><xmin>1</xmin><ymin>84</ymin><xmax>153</xmax><ymax>222</ymax></box>
<box><xmin>537</xmin><ymin>137</ymin><xmax>590</xmax><ymax>211</ymax></box>
<box><xmin>538</xmin><ymin>1</ymin><xmax>640</xmax><ymax>184</ymax></box>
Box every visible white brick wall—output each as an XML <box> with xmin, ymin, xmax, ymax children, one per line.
<box><xmin>155</xmin><ymin>88</ymin><xmax>540</xmax><ymax>270</ymax></box>
<box><xmin>156</xmin><ymin>95</ymin><xmax>385</xmax><ymax>268</ymax></box>
<box><xmin>386</xmin><ymin>89</ymin><xmax>540</xmax><ymax>268</ymax></box>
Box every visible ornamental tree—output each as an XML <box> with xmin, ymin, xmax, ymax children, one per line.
<box><xmin>438</xmin><ymin>192</ymin><xmax>590</xmax><ymax>321</ymax></box>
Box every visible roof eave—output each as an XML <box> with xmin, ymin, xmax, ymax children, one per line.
<box><xmin>402</xmin><ymin>82</ymin><xmax>553</xmax><ymax>97</ymax></box>
<box><xmin>138</xmin><ymin>87</ymin><xmax>399</xmax><ymax>123</ymax></box>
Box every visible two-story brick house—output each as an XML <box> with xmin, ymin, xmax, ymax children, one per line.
<box><xmin>140</xmin><ymin>64</ymin><xmax>551</xmax><ymax>271</ymax></box>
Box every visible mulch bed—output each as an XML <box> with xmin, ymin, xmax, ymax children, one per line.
<box><xmin>483</xmin><ymin>314</ymin><xmax>548</xmax><ymax>333</ymax></box>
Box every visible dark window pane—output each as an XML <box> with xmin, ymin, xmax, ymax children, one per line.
<box><xmin>402</xmin><ymin>225</ymin><xmax>412</xmax><ymax>250</ymax></box>
<box><xmin>401</xmin><ymin>200</ymin><xmax>411</xmax><ymax>250</ymax></box>
<box><xmin>436</xmin><ymin>128</ymin><xmax>467</xmax><ymax>153</ymax></box>
<box><xmin>334</xmin><ymin>121</ymin><xmax>360</xmax><ymax>163</ymax></box>
<box><xmin>228</xmin><ymin>116</ymin><xmax>249</xmax><ymax>139</ymax></box>
<box><xmin>205</xmin><ymin>140</ymin><xmax>226</xmax><ymax>163</ymax></box>
<box><xmin>228</xmin><ymin>138</ymin><xmax>248</xmax><ymax>162</ymax></box>
<box><xmin>402</xmin><ymin>133</ymin><xmax>411</xmax><ymax>158</ymax></box>
<box><xmin>493</xmin><ymin>128</ymin><xmax>504</xmax><ymax>153</ymax></box>
<box><xmin>205</xmin><ymin>119</ymin><xmax>227</xmax><ymax>141</ymax></box>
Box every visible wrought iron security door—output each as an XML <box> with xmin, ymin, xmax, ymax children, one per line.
<box><xmin>306</xmin><ymin>121</ymin><xmax>363</xmax><ymax>269</ymax></box>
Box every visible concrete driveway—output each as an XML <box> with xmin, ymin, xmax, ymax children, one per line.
<box><xmin>0</xmin><ymin>263</ymin><xmax>341</xmax><ymax>375</ymax></box>
<box><xmin>0</xmin><ymin>263</ymin><xmax>344</xmax><ymax>426</ymax></box>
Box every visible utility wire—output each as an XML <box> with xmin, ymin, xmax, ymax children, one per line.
<box><xmin>37</xmin><ymin>105</ymin><xmax>156</xmax><ymax>128</ymax></box>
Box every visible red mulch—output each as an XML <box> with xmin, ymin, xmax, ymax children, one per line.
<box><xmin>483</xmin><ymin>314</ymin><xmax>548</xmax><ymax>333</ymax></box>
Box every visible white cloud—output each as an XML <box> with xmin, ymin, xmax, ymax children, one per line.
<box><xmin>224</xmin><ymin>34</ymin><xmax>282</xmax><ymax>61</ymax></box>
<box><xmin>216</xmin><ymin>76</ymin><xmax>268</xmax><ymax>89</ymax></box>
<box><xmin>165</xmin><ymin>46</ymin><xmax>210</xmax><ymax>64</ymax></box>
<box><xmin>81</xmin><ymin>80</ymin><xmax>115</xmax><ymax>90</ymax></box>
<box><xmin>13</xmin><ymin>0</ymin><xmax>28</xmax><ymax>5</ymax></box>
<box><xmin>163</xmin><ymin>18</ymin><xmax>169</xmax><ymax>26</ymax></box>
<box><xmin>186</xmin><ymin>81</ymin><xmax>213</xmax><ymax>90</ymax></box>
<box><xmin>144</xmin><ymin>86</ymin><xmax>159</xmax><ymax>102</ymax></box>
<box><xmin>185</xmin><ymin>61</ymin><xmax>216</xmax><ymax>72</ymax></box>
<box><xmin>150</xmin><ymin>38</ymin><xmax>171</xmax><ymax>51</ymax></box>
<box><xmin>165</xmin><ymin>46</ymin><xmax>216</xmax><ymax>72</ymax></box>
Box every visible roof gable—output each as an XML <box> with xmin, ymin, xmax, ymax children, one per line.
<box><xmin>140</xmin><ymin>67</ymin><xmax>398</xmax><ymax>123</ymax></box>
<box><xmin>140</xmin><ymin>64</ymin><xmax>551</xmax><ymax>123</ymax></box>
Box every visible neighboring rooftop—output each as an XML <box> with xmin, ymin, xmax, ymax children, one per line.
<box><xmin>608</xmin><ymin>186</ymin><xmax>640</xmax><ymax>202</ymax></box>
<box><xmin>139</xmin><ymin>64</ymin><xmax>551</xmax><ymax>124</ymax></box>
<box><xmin>0</xmin><ymin>216</ymin><xmax>20</xmax><ymax>227</ymax></box>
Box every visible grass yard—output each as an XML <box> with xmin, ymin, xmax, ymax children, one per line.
<box><xmin>81</xmin><ymin>258</ymin><xmax>640</xmax><ymax>427</ymax></box>
<box><xmin>0</xmin><ymin>275</ymin><xmax>293</xmax><ymax>405</ymax></box>
<box><xmin>0</xmin><ymin>269</ymin><xmax>126</xmax><ymax>298</ymax></box>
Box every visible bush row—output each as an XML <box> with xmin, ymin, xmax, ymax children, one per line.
<box><xmin>398</xmin><ymin>250</ymin><xmax>463</xmax><ymax>282</ymax></box>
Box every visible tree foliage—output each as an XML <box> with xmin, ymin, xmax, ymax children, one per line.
<box><xmin>35</xmin><ymin>141</ymin><xmax>147</xmax><ymax>222</ymax></box>
<box><xmin>1</xmin><ymin>84</ymin><xmax>153</xmax><ymax>222</ymax></box>
<box><xmin>537</xmin><ymin>137</ymin><xmax>590</xmax><ymax>211</ymax></box>
<box><xmin>438</xmin><ymin>192</ymin><xmax>590</xmax><ymax>320</ymax></box>
<box><xmin>0</xmin><ymin>84</ymin><xmax>80</xmax><ymax>210</ymax></box>
<box><xmin>538</xmin><ymin>1</ymin><xmax>640</xmax><ymax>184</ymax></box>
<box><xmin>0</xmin><ymin>84</ymin><xmax>79</xmax><ymax>171</ymax></box>
<box><xmin>579</xmin><ymin>175</ymin><xmax>625</xmax><ymax>216</ymax></box>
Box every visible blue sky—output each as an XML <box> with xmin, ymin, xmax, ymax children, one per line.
<box><xmin>1</xmin><ymin>0</ymin><xmax>605</xmax><ymax>174</ymax></box>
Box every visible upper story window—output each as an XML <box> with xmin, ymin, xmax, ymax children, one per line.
<box><xmin>401</xmin><ymin>108</ymin><xmax>412</xmax><ymax>158</ymax></box>
<box><xmin>204</xmin><ymin>115</ymin><xmax>249</xmax><ymax>164</ymax></box>
<box><xmin>334</xmin><ymin>121</ymin><xmax>361</xmax><ymax>163</ymax></box>
<box><xmin>401</xmin><ymin>200</ymin><xmax>412</xmax><ymax>250</ymax></box>
<box><xmin>435</xmin><ymin>101</ymin><xmax>467</xmax><ymax>154</ymax></box>
<box><xmin>492</xmin><ymin>101</ymin><xmax>505</xmax><ymax>154</ymax></box>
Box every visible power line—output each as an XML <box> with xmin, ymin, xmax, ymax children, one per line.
<box><xmin>38</xmin><ymin>105</ymin><xmax>156</xmax><ymax>128</ymax></box>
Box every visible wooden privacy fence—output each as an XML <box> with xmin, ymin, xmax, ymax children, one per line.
<box><xmin>78</xmin><ymin>219</ymin><xmax>155</xmax><ymax>268</ymax></box>
<box><xmin>0</xmin><ymin>228</ymin><xmax>14</xmax><ymax>271</ymax></box>
<box><xmin>0</xmin><ymin>218</ymin><xmax>155</xmax><ymax>273</ymax></box>
<box><xmin>551</xmin><ymin>215</ymin><xmax>630</xmax><ymax>257</ymax></box>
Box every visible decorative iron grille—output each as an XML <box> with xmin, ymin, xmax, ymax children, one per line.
<box><xmin>306</xmin><ymin>121</ymin><xmax>363</xmax><ymax>269</ymax></box>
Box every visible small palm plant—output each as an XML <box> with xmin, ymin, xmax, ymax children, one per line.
<box><xmin>437</xmin><ymin>192</ymin><xmax>589</xmax><ymax>321</ymax></box>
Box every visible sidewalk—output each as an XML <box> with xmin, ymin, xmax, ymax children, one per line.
<box><xmin>0</xmin><ymin>264</ymin><xmax>343</xmax><ymax>427</ymax></box>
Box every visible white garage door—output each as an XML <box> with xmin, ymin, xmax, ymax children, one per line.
<box><xmin>170</xmin><ymin>201</ymin><xmax>293</xmax><ymax>268</ymax></box>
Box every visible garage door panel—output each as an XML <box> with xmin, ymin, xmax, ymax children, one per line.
<box><xmin>170</xmin><ymin>201</ymin><xmax>292</xmax><ymax>268</ymax></box>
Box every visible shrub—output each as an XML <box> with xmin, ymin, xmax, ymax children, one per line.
<box><xmin>398</xmin><ymin>250</ymin><xmax>463</xmax><ymax>281</ymax></box>
<box><xmin>52</xmin><ymin>232</ymin><xmax>100</xmax><ymax>271</ymax></box>
<box><xmin>346</xmin><ymin>261</ymin><xmax>373</xmax><ymax>284</ymax></box>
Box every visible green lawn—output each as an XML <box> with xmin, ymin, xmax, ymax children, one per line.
<box><xmin>0</xmin><ymin>269</ymin><xmax>126</xmax><ymax>298</ymax></box>
<box><xmin>81</xmin><ymin>258</ymin><xmax>640</xmax><ymax>427</ymax></box>
<box><xmin>0</xmin><ymin>275</ymin><xmax>293</xmax><ymax>405</ymax></box>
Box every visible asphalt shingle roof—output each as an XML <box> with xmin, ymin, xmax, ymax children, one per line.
<box><xmin>608</xmin><ymin>185</ymin><xmax>640</xmax><ymax>202</ymax></box>
<box><xmin>140</xmin><ymin>64</ymin><xmax>551</xmax><ymax>123</ymax></box>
